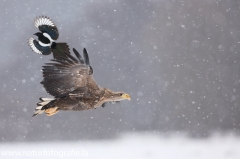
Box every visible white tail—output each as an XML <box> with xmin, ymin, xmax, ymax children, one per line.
<box><xmin>32</xmin><ymin>98</ymin><xmax>54</xmax><ymax>117</ymax></box>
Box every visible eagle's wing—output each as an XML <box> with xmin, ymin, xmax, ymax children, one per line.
<box><xmin>35</xmin><ymin>16</ymin><xmax>59</xmax><ymax>40</ymax></box>
<box><xmin>41</xmin><ymin>48</ymin><xmax>99</xmax><ymax>98</ymax></box>
<box><xmin>51</xmin><ymin>43</ymin><xmax>71</xmax><ymax>60</ymax></box>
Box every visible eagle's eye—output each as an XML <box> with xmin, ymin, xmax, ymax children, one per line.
<box><xmin>119</xmin><ymin>93</ymin><xmax>123</xmax><ymax>96</ymax></box>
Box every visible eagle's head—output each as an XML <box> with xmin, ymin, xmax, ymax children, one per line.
<box><xmin>104</xmin><ymin>90</ymin><xmax>131</xmax><ymax>102</ymax></box>
<box><xmin>112</xmin><ymin>92</ymin><xmax>131</xmax><ymax>101</ymax></box>
<box><xmin>103</xmin><ymin>88</ymin><xmax>131</xmax><ymax>102</ymax></box>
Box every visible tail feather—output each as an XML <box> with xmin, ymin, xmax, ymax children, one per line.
<box><xmin>32</xmin><ymin>97</ymin><xmax>54</xmax><ymax>117</ymax></box>
<box><xmin>37</xmin><ymin>101</ymin><xmax>50</xmax><ymax>106</ymax></box>
<box><xmin>32</xmin><ymin>107</ymin><xmax>44</xmax><ymax>117</ymax></box>
<box><xmin>39</xmin><ymin>98</ymin><xmax>53</xmax><ymax>102</ymax></box>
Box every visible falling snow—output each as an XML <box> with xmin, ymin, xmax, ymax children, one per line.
<box><xmin>0</xmin><ymin>0</ymin><xmax>240</xmax><ymax>158</ymax></box>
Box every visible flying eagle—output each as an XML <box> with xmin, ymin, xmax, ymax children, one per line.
<box><xmin>33</xmin><ymin>48</ymin><xmax>131</xmax><ymax>117</ymax></box>
<box><xmin>28</xmin><ymin>16</ymin><xmax>69</xmax><ymax>59</ymax></box>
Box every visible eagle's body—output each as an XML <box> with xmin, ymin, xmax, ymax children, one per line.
<box><xmin>33</xmin><ymin>48</ymin><xmax>130</xmax><ymax>117</ymax></box>
<box><xmin>42</xmin><ymin>88</ymin><xmax>116</xmax><ymax>111</ymax></box>
<box><xmin>28</xmin><ymin>16</ymin><xmax>70</xmax><ymax>59</ymax></box>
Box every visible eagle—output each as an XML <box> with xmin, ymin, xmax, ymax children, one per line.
<box><xmin>28</xmin><ymin>16</ymin><xmax>70</xmax><ymax>59</ymax></box>
<box><xmin>32</xmin><ymin>48</ymin><xmax>131</xmax><ymax>117</ymax></box>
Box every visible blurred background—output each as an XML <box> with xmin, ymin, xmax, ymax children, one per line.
<box><xmin>0</xmin><ymin>0</ymin><xmax>240</xmax><ymax>158</ymax></box>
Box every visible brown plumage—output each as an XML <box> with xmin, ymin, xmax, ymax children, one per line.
<box><xmin>32</xmin><ymin>48</ymin><xmax>130</xmax><ymax>117</ymax></box>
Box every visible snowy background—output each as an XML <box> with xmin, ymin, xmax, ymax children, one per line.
<box><xmin>0</xmin><ymin>0</ymin><xmax>240</xmax><ymax>158</ymax></box>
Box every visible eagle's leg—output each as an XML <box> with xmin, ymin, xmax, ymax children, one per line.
<box><xmin>45</xmin><ymin>107</ymin><xmax>59</xmax><ymax>116</ymax></box>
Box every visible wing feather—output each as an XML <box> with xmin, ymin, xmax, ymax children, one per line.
<box><xmin>28</xmin><ymin>38</ymin><xmax>51</xmax><ymax>55</ymax></box>
<box><xmin>64</xmin><ymin>52</ymin><xmax>79</xmax><ymax>63</ymax></box>
<box><xmin>73</xmin><ymin>48</ymin><xmax>84</xmax><ymax>64</ymax></box>
<box><xmin>35</xmin><ymin>16</ymin><xmax>59</xmax><ymax>40</ymax></box>
<box><xmin>41</xmin><ymin>48</ymin><xmax>99</xmax><ymax>98</ymax></box>
<box><xmin>83</xmin><ymin>48</ymin><xmax>90</xmax><ymax>66</ymax></box>
<box><xmin>51</xmin><ymin>43</ymin><xmax>70</xmax><ymax>60</ymax></box>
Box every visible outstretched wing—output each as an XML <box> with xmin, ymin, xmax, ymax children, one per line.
<box><xmin>52</xmin><ymin>43</ymin><xmax>71</xmax><ymax>60</ymax></box>
<box><xmin>28</xmin><ymin>38</ymin><xmax>51</xmax><ymax>55</ymax></box>
<box><xmin>41</xmin><ymin>48</ymin><xmax>99</xmax><ymax>98</ymax></box>
<box><xmin>35</xmin><ymin>16</ymin><xmax>59</xmax><ymax>40</ymax></box>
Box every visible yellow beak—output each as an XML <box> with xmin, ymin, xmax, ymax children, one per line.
<box><xmin>122</xmin><ymin>93</ymin><xmax>131</xmax><ymax>100</ymax></box>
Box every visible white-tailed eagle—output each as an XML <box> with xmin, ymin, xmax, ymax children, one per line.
<box><xmin>32</xmin><ymin>48</ymin><xmax>131</xmax><ymax>117</ymax></box>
